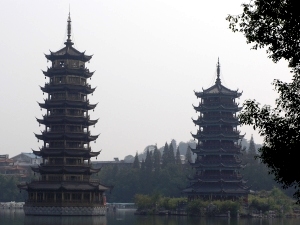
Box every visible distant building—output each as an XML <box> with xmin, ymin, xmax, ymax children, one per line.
<box><xmin>0</xmin><ymin>154</ymin><xmax>29</xmax><ymax>179</ymax></box>
<box><xmin>10</xmin><ymin>153</ymin><xmax>42</xmax><ymax>167</ymax></box>
<box><xmin>92</xmin><ymin>158</ymin><xmax>132</xmax><ymax>169</ymax></box>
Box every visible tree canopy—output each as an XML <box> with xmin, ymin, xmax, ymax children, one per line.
<box><xmin>227</xmin><ymin>0</ymin><xmax>300</xmax><ymax>202</ymax></box>
<box><xmin>227</xmin><ymin>0</ymin><xmax>300</xmax><ymax>69</ymax></box>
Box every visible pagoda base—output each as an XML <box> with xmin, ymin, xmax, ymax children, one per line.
<box><xmin>23</xmin><ymin>205</ymin><xmax>107</xmax><ymax>216</ymax></box>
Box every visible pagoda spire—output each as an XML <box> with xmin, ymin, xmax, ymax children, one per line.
<box><xmin>65</xmin><ymin>11</ymin><xmax>73</xmax><ymax>46</ymax></box>
<box><xmin>215</xmin><ymin>57</ymin><xmax>221</xmax><ymax>84</ymax></box>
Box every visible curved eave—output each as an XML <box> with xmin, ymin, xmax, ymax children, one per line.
<box><xmin>192</xmin><ymin>118</ymin><xmax>239</xmax><ymax>126</ymax></box>
<box><xmin>36</xmin><ymin>117</ymin><xmax>98</xmax><ymax>126</ymax></box>
<box><xmin>45</xmin><ymin>53</ymin><xmax>92</xmax><ymax>62</ymax></box>
<box><xmin>194</xmin><ymin>91</ymin><xmax>242</xmax><ymax>98</ymax></box>
<box><xmin>33</xmin><ymin>166</ymin><xmax>98</xmax><ymax>174</ymax></box>
<box><xmin>193</xmin><ymin>105</ymin><xmax>242</xmax><ymax>112</ymax></box>
<box><xmin>38</xmin><ymin>101</ymin><xmax>97</xmax><ymax>110</ymax></box>
<box><xmin>193</xmin><ymin>163</ymin><xmax>243</xmax><ymax>169</ymax></box>
<box><xmin>35</xmin><ymin>133</ymin><xmax>99</xmax><ymax>141</ymax></box>
<box><xmin>40</xmin><ymin>85</ymin><xmax>96</xmax><ymax>94</ymax></box>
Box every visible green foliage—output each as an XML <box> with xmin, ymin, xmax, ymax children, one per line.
<box><xmin>227</xmin><ymin>0</ymin><xmax>300</xmax><ymax>69</ymax></box>
<box><xmin>227</xmin><ymin>0</ymin><xmax>300</xmax><ymax>203</ymax></box>
<box><xmin>185</xmin><ymin>146</ymin><xmax>192</xmax><ymax>163</ymax></box>
<box><xmin>99</xmin><ymin>162</ymin><xmax>193</xmax><ymax>203</ymax></box>
<box><xmin>0</xmin><ymin>175</ymin><xmax>26</xmax><ymax>202</ymax></box>
<box><xmin>249</xmin><ymin>187</ymin><xmax>293</xmax><ymax>213</ymax></box>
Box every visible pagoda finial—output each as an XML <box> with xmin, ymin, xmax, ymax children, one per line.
<box><xmin>215</xmin><ymin>57</ymin><xmax>221</xmax><ymax>84</ymax></box>
<box><xmin>65</xmin><ymin>9</ymin><xmax>74</xmax><ymax>46</ymax></box>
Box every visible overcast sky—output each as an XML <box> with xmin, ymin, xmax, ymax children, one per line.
<box><xmin>0</xmin><ymin>1</ymin><xmax>292</xmax><ymax>160</ymax></box>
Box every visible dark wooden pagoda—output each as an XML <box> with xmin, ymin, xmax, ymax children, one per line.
<box><xmin>183</xmin><ymin>59</ymin><xmax>249</xmax><ymax>201</ymax></box>
<box><xmin>18</xmin><ymin>14</ymin><xmax>110</xmax><ymax>216</ymax></box>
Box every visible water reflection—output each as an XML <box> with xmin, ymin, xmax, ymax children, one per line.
<box><xmin>24</xmin><ymin>215</ymin><xmax>107</xmax><ymax>225</ymax></box>
<box><xmin>1</xmin><ymin>208</ymin><xmax>300</xmax><ymax>225</ymax></box>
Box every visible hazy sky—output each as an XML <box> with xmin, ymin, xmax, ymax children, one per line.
<box><xmin>0</xmin><ymin>1</ymin><xmax>292</xmax><ymax>161</ymax></box>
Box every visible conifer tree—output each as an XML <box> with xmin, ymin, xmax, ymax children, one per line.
<box><xmin>185</xmin><ymin>146</ymin><xmax>192</xmax><ymax>163</ymax></box>
<box><xmin>169</xmin><ymin>142</ymin><xmax>176</xmax><ymax>164</ymax></box>
<box><xmin>248</xmin><ymin>135</ymin><xmax>257</xmax><ymax>156</ymax></box>
<box><xmin>141</xmin><ymin>159</ymin><xmax>145</xmax><ymax>171</ymax></box>
<box><xmin>145</xmin><ymin>149</ymin><xmax>153</xmax><ymax>171</ymax></box>
<box><xmin>132</xmin><ymin>152</ymin><xmax>140</xmax><ymax>169</ymax></box>
<box><xmin>176</xmin><ymin>147</ymin><xmax>181</xmax><ymax>165</ymax></box>
<box><xmin>153</xmin><ymin>146</ymin><xmax>161</xmax><ymax>172</ymax></box>
<box><xmin>162</xmin><ymin>142</ymin><xmax>169</xmax><ymax>168</ymax></box>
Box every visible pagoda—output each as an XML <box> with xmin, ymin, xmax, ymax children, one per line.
<box><xmin>183</xmin><ymin>59</ymin><xmax>249</xmax><ymax>201</ymax></box>
<box><xmin>18</xmin><ymin>14</ymin><xmax>110</xmax><ymax>216</ymax></box>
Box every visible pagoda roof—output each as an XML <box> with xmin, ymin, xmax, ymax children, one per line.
<box><xmin>19</xmin><ymin>181</ymin><xmax>110</xmax><ymax>192</ymax></box>
<box><xmin>45</xmin><ymin>46</ymin><xmax>92</xmax><ymax>63</ymax></box>
<box><xmin>42</xmin><ymin>68</ymin><xmax>94</xmax><ymax>78</ymax></box>
<box><xmin>40</xmin><ymin>84</ymin><xmax>96</xmax><ymax>95</ymax></box>
<box><xmin>33</xmin><ymin>149</ymin><xmax>100</xmax><ymax>158</ymax></box>
<box><xmin>38</xmin><ymin>100</ymin><xmax>97</xmax><ymax>110</ymax></box>
<box><xmin>35</xmin><ymin>132</ymin><xmax>99</xmax><ymax>142</ymax></box>
<box><xmin>31</xmin><ymin>165</ymin><xmax>100</xmax><ymax>174</ymax></box>
<box><xmin>194</xmin><ymin>59</ymin><xmax>242</xmax><ymax>98</ymax></box>
<box><xmin>36</xmin><ymin>116</ymin><xmax>98</xmax><ymax>126</ymax></box>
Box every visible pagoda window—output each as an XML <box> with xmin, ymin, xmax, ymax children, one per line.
<box><xmin>59</xmin><ymin>61</ymin><xmax>65</xmax><ymax>68</ymax></box>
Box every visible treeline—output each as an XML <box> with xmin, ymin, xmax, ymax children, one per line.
<box><xmin>99</xmin><ymin>142</ymin><xmax>194</xmax><ymax>203</ymax></box>
<box><xmin>100</xmin><ymin>137</ymin><xmax>294</xmax><ymax>203</ymax></box>
<box><xmin>0</xmin><ymin>175</ymin><xmax>27</xmax><ymax>202</ymax></box>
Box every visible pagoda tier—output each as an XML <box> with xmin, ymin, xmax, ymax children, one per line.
<box><xmin>183</xmin><ymin>59</ymin><xmax>249</xmax><ymax>201</ymax></box>
<box><xmin>40</xmin><ymin>84</ymin><xmax>96</xmax><ymax>94</ymax></box>
<box><xmin>43</xmin><ymin>68</ymin><xmax>94</xmax><ymax>78</ymax></box>
<box><xmin>18</xmin><ymin>14</ymin><xmax>110</xmax><ymax>216</ymax></box>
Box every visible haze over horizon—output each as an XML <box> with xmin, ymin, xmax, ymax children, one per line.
<box><xmin>0</xmin><ymin>1</ymin><xmax>292</xmax><ymax>160</ymax></box>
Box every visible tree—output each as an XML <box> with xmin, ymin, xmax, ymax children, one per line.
<box><xmin>227</xmin><ymin>0</ymin><xmax>300</xmax><ymax>202</ymax></box>
<box><xmin>145</xmin><ymin>149</ymin><xmax>153</xmax><ymax>171</ymax></box>
<box><xmin>227</xmin><ymin>0</ymin><xmax>300</xmax><ymax>69</ymax></box>
<box><xmin>176</xmin><ymin>147</ymin><xmax>182</xmax><ymax>165</ymax></box>
<box><xmin>185</xmin><ymin>146</ymin><xmax>192</xmax><ymax>163</ymax></box>
<box><xmin>168</xmin><ymin>142</ymin><xmax>176</xmax><ymax>164</ymax></box>
<box><xmin>133</xmin><ymin>152</ymin><xmax>140</xmax><ymax>169</ymax></box>
<box><xmin>162</xmin><ymin>143</ymin><xmax>169</xmax><ymax>168</ymax></box>
<box><xmin>153</xmin><ymin>146</ymin><xmax>161</xmax><ymax>172</ymax></box>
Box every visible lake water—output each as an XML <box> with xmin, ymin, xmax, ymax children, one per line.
<box><xmin>1</xmin><ymin>208</ymin><xmax>300</xmax><ymax>225</ymax></box>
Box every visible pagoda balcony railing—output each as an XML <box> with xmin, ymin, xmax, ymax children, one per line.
<box><xmin>198</xmin><ymin>103</ymin><xmax>239</xmax><ymax>107</ymax></box>
<box><xmin>41</xmin><ymin>146</ymin><xmax>91</xmax><ymax>151</ymax></box>
<box><xmin>196</xmin><ymin>131</ymin><xmax>240</xmax><ymax>135</ymax></box>
<box><xmin>197</xmin><ymin>116</ymin><xmax>238</xmax><ymax>120</ymax></box>
<box><xmin>196</xmin><ymin>144</ymin><xmax>241</xmax><ymax>149</ymax></box>
<box><xmin>25</xmin><ymin>201</ymin><xmax>104</xmax><ymax>206</ymax></box>
<box><xmin>40</xmin><ymin>162</ymin><xmax>91</xmax><ymax>166</ymax></box>
<box><xmin>45</xmin><ymin>82</ymin><xmax>91</xmax><ymax>87</ymax></box>
<box><xmin>196</xmin><ymin>160</ymin><xmax>242</xmax><ymax>164</ymax></box>
<box><xmin>45</xmin><ymin>97</ymin><xmax>88</xmax><ymax>102</ymax></box>
<box><xmin>30</xmin><ymin>178</ymin><xmax>100</xmax><ymax>183</ymax></box>
<box><xmin>194</xmin><ymin>175</ymin><xmax>243</xmax><ymax>180</ymax></box>
<box><xmin>43</xmin><ymin>130</ymin><xmax>90</xmax><ymax>135</ymax></box>
<box><xmin>44</xmin><ymin>114</ymin><xmax>90</xmax><ymax>118</ymax></box>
